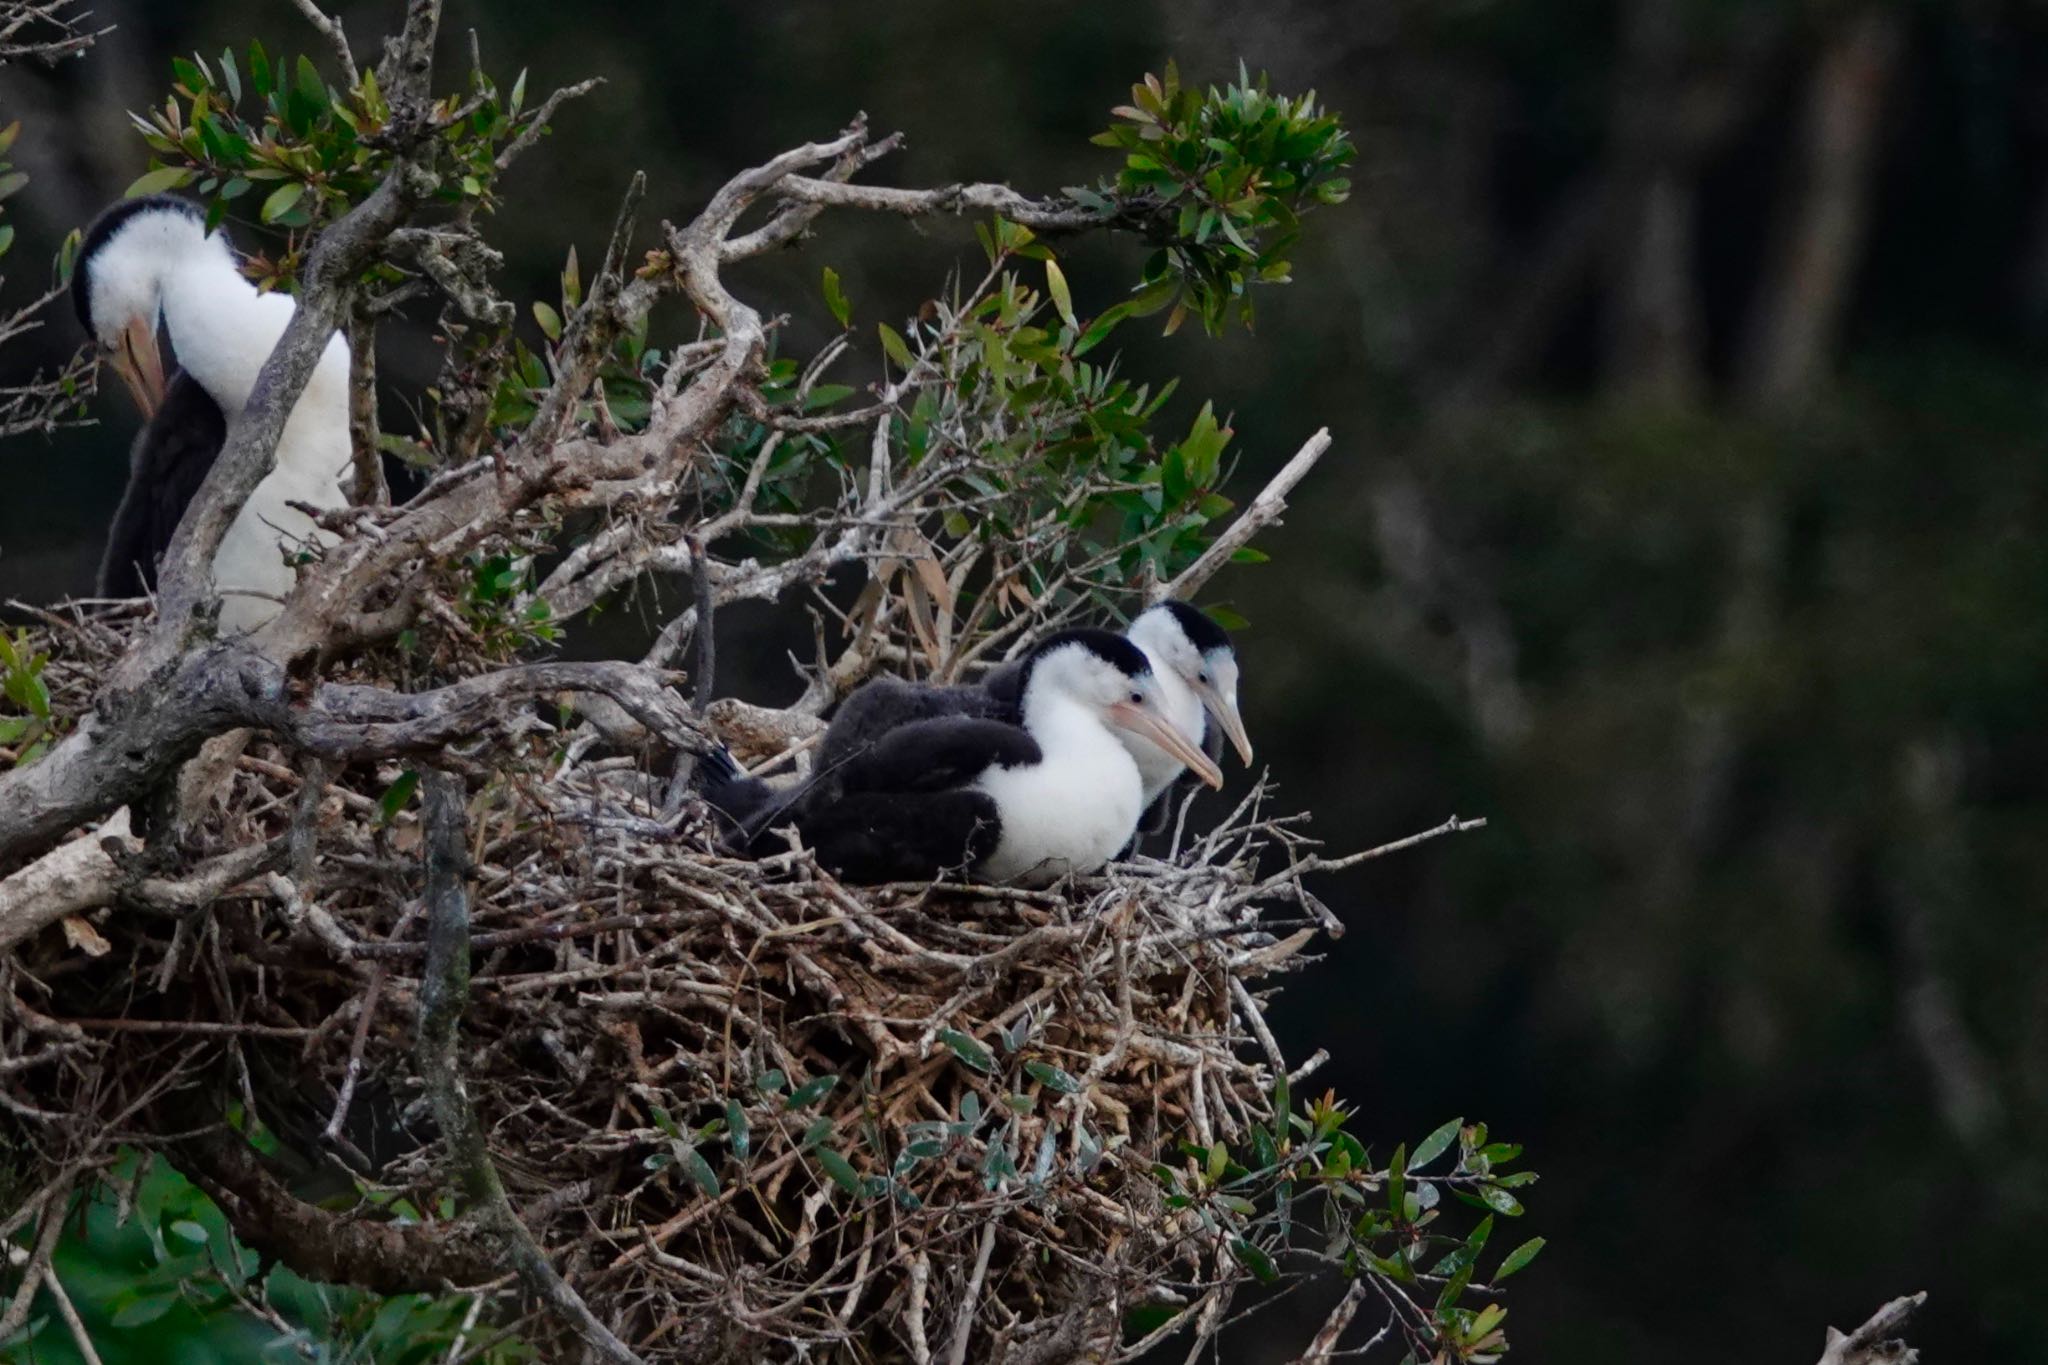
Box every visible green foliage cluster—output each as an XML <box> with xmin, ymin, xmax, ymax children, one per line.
<box><xmin>1080</xmin><ymin>62</ymin><xmax>1354</xmax><ymax>336</ymax></box>
<box><xmin>0</xmin><ymin>628</ymin><xmax>58</xmax><ymax>766</ymax></box>
<box><xmin>2</xmin><ymin>1150</ymin><xmax>529</xmax><ymax>1365</ymax></box>
<box><xmin>124</xmin><ymin>43</ymin><xmax>548</xmax><ymax>284</ymax></box>
<box><xmin>1144</xmin><ymin>1083</ymin><xmax>1541</xmax><ymax>1362</ymax></box>
<box><xmin>0</xmin><ymin>119</ymin><xmax>26</xmax><ymax>261</ymax></box>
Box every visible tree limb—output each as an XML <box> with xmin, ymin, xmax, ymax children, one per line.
<box><xmin>1817</xmin><ymin>1292</ymin><xmax>1926</xmax><ymax>1365</ymax></box>
<box><xmin>418</xmin><ymin>769</ymin><xmax>648</xmax><ymax>1365</ymax></box>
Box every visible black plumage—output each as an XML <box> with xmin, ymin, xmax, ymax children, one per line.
<box><xmin>700</xmin><ymin>630</ymin><xmax>1163</xmax><ymax>884</ymax></box>
<box><xmin>96</xmin><ymin>369</ymin><xmax>225</xmax><ymax>597</ymax></box>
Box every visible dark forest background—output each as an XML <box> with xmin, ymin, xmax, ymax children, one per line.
<box><xmin>4</xmin><ymin>0</ymin><xmax>2047</xmax><ymax>1360</ymax></box>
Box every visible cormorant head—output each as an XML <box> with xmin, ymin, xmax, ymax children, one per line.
<box><xmin>1128</xmin><ymin>600</ymin><xmax>1252</xmax><ymax>765</ymax></box>
<box><xmin>70</xmin><ymin>195</ymin><xmax>218</xmax><ymax>416</ymax></box>
<box><xmin>1019</xmin><ymin>629</ymin><xmax>1224</xmax><ymax>789</ymax></box>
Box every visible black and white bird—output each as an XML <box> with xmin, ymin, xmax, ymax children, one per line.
<box><xmin>728</xmin><ymin>600</ymin><xmax>1253</xmax><ymax>839</ymax></box>
<box><xmin>706</xmin><ymin>630</ymin><xmax>1222</xmax><ymax>886</ymax></box>
<box><xmin>72</xmin><ymin>194</ymin><xmax>349</xmax><ymax>630</ymax></box>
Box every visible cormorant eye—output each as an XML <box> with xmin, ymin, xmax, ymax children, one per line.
<box><xmin>1129</xmin><ymin>690</ymin><xmax>1144</xmax><ymax>705</ymax></box>
<box><xmin>1198</xmin><ymin>671</ymin><xmax>1210</xmax><ymax>685</ymax></box>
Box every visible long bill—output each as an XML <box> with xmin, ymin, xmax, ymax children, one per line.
<box><xmin>1109</xmin><ymin>701</ymin><xmax>1225</xmax><ymax>790</ymax></box>
<box><xmin>109</xmin><ymin>315</ymin><xmax>167</xmax><ymax>417</ymax></box>
<box><xmin>1191</xmin><ymin>679</ymin><xmax>1254</xmax><ymax>765</ymax></box>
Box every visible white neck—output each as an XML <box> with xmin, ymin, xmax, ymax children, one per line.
<box><xmin>1124</xmin><ymin>642</ymin><xmax>1204</xmax><ymax>800</ymax></box>
<box><xmin>104</xmin><ymin>222</ymin><xmax>352</xmax><ymax>631</ymax></box>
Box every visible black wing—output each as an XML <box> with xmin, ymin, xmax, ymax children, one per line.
<box><xmin>834</xmin><ymin>716</ymin><xmax>1040</xmax><ymax>794</ymax></box>
<box><xmin>696</xmin><ymin>743</ymin><xmax>783</xmax><ymax>836</ymax></box>
<box><xmin>980</xmin><ymin>657</ymin><xmax>1027</xmax><ymax>709</ymax></box>
<box><xmin>816</xmin><ymin>675</ymin><xmax>1012</xmax><ymax>775</ymax></box>
<box><xmin>796</xmin><ymin>789</ymin><xmax>1005</xmax><ymax>884</ymax></box>
<box><xmin>97</xmin><ymin>371</ymin><xmax>225</xmax><ymax>597</ymax></box>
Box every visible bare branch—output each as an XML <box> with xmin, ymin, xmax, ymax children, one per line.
<box><xmin>286</xmin><ymin>0</ymin><xmax>359</xmax><ymax>87</ymax></box>
<box><xmin>1160</xmin><ymin>427</ymin><xmax>1333</xmax><ymax>602</ymax></box>
<box><xmin>494</xmin><ymin>77</ymin><xmax>604</xmax><ymax>173</ymax></box>
<box><xmin>1817</xmin><ymin>1293</ymin><xmax>1927</xmax><ymax>1365</ymax></box>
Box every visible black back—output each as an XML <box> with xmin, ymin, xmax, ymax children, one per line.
<box><xmin>97</xmin><ymin>369</ymin><xmax>226</xmax><ymax>596</ymax></box>
<box><xmin>815</xmin><ymin>674</ymin><xmax>1014</xmax><ymax>776</ymax></box>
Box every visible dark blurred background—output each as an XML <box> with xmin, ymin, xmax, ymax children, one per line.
<box><xmin>4</xmin><ymin>1</ymin><xmax>2047</xmax><ymax>1360</ymax></box>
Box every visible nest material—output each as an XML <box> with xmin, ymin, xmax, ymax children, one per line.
<box><xmin>2</xmin><ymin>604</ymin><xmax>1347</xmax><ymax>1363</ymax></box>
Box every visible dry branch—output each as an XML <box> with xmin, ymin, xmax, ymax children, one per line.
<box><xmin>1817</xmin><ymin>1292</ymin><xmax>1926</xmax><ymax>1365</ymax></box>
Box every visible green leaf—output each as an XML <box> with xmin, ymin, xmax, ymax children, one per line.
<box><xmin>532</xmin><ymin>300</ymin><xmax>562</xmax><ymax>341</ymax></box>
<box><xmin>756</xmin><ymin>1069</ymin><xmax>787</xmax><ymax>1094</ymax></box>
<box><xmin>0</xmin><ymin>225</ymin><xmax>13</xmax><ymax>259</ymax></box>
<box><xmin>937</xmin><ymin>1028</ymin><xmax>993</xmax><ymax>1074</ymax></box>
<box><xmin>679</xmin><ymin>1145</ymin><xmax>721</xmax><ymax>1198</ymax></box>
<box><xmin>169</xmin><ymin>1219</ymin><xmax>209</xmax><ymax>1244</ymax></box>
<box><xmin>295</xmin><ymin>54</ymin><xmax>328</xmax><ymax>108</ymax></box>
<box><xmin>1074</xmin><ymin>301</ymin><xmax>1130</xmax><ymax>357</ymax></box>
<box><xmin>1044</xmin><ymin>258</ymin><xmax>1077</xmax><ymax>330</ymax></box>
<box><xmin>259</xmin><ymin>180</ymin><xmax>305</xmax><ymax>224</ymax></box>
<box><xmin>877</xmin><ymin>321</ymin><xmax>914</xmax><ymax>371</ymax></box>
<box><xmin>1023</xmin><ymin>1060</ymin><xmax>1080</xmax><ymax>1095</ymax></box>
<box><xmin>0</xmin><ymin>716</ymin><xmax>31</xmax><ymax>744</ymax></box>
<box><xmin>1493</xmin><ymin>1236</ymin><xmax>1545</xmax><ymax>1282</ymax></box>
<box><xmin>725</xmin><ymin>1099</ymin><xmax>749</xmax><ymax>1161</ymax></box>
<box><xmin>1387</xmin><ymin>1141</ymin><xmax>1406</xmax><ymax>1216</ymax></box>
<box><xmin>377</xmin><ymin>770</ymin><xmax>419</xmax><ymax>824</ymax></box>
<box><xmin>1411</xmin><ymin>1116</ymin><xmax>1462</xmax><ymax>1172</ymax></box>
<box><xmin>125</xmin><ymin>166</ymin><xmax>194</xmax><ymax>198</ymax></box>
<box><xmin>110</xmin><ymin>1293</ymin><xmax>177</xmax><ymax>1328</ymax></box>
<box><xmin>821</xmin><ymin>266</ymin><xmax>852</xmax><ymax>328</ymax></box>
<box><xmin>815</xmin><ymin>1147</ymin><xmax>864</xmax><ymax>1196</ymax></box>
<box><xmin>801</xmin><ymin>383</ymin><xmax>855</xmax><ymax>412</ymax></box>
<box><xmin>785</xmin><ymin>1074</ymin><xmax>839</xmax><ymax>1110</ymax></box>
<box><xmin>1477</xmin><ymin>1184</ymin><xmax>1525</xmax><ymax>1217</ymax></box>
<box><xmin>1229</xmin><ymin>1238</ymin><xmax>1278</xmax><ymax>1283</ymax></box>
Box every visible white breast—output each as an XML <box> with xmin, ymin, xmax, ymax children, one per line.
<box><xmin>972</xmin><ymin>700</ymin><xmax>1144</xmax><ymax>887</ymax></box>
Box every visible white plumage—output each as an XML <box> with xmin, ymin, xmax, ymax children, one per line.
<box><xmin>972</xmin><ymin>645</ymin><xmax>1155</xmax><ymax>886</ymax></box>
<box><xmin>78</xmin><ymin>197</ymin><xmax>350</xmax><ymax>632</ymax></box>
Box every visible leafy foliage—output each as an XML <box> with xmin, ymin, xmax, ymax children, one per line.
<box><xmin>125</xmin><ymin>43</ymin><xmax>549</xmax><ymax>286</ymax></box>
<box><xmin>0</xmin><ymin>628</ymin><xmax>58</xmax><ymax>766</ymax></box>
<box><xmin>1083</xmin><ymin>62</ymin><xmax>1354</xmax><ymax>336</ymax></box>
<box><xmin>4</xmin><ymin>1151</ymin><xmax>531</xmax><ymax>1364</ymax></box>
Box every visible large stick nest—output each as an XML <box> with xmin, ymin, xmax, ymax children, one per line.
<box><xmin>3</xmin><ymin>604</ymin><xmax>1349</xmax><ymax>1363</ymax></box>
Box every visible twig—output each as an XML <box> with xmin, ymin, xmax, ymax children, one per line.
<box><xmin>286</xmin><ymin>0</ymin><xmax>358</xmax><ymax>87</ymax></box>
<box><xmin>942</xmin><ymin>1218</ymin><xmax>999</xmax><ymax>1365</ymax></box>
<box><xmin>0</xmin><ymin>1171</ymin><xmax>73</xmax><ymax>1342</ymax></box>
<box><xmin>40</xmin><ymin>1266</ymin><xmax>105</xmax><ymax>1365</ymax></box>
<box><xmin>1305</xmin><ymin>814</ymin><xmax>1488</xmax><ymax>875</ymax></box>
<box><xmin>1162</xmin><ymin>427</ymin><xmax>1333</xmax><ymax>602</ymax></box>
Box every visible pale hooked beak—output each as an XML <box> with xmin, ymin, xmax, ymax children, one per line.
<box><xmin>107</xmin><ymin>315</ymin><xmax>166</xmax><ymax>417</ymax></box>
<box><xmin>1109</xmin><ymin>700</ymin><xmax>1225</xmax><ymax>790</ymax></box>
<box><xmin>1191</xmin><ymin>679</ymin><xmax>1254</xmax><ymax>766</ymax></box>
